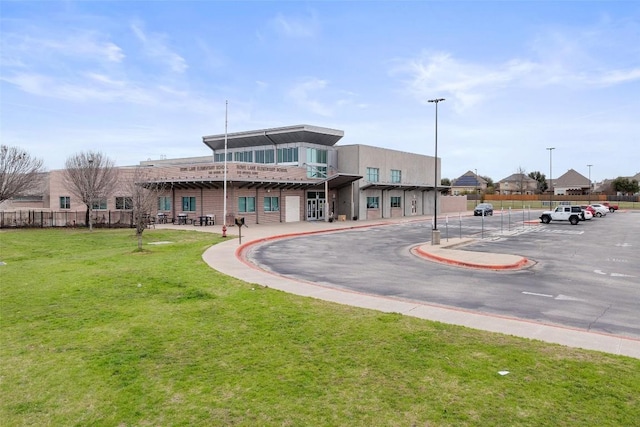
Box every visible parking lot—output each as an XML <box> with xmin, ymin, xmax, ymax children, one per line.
<box><xmin>247</xmin><ymin>210</ymin><xmax>640</xmax><ymax>339</ymax></box>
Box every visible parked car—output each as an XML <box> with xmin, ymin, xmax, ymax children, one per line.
<box><xmin>589</xmin><ymin>204</ymin><xmax>609</xmax><ymax>217</ymax></box>
<box><xmin>580</xmin><ymin>205</ymin><xmax>596</xmax><ymax>216</ymax></box>
<box><xmin>539</xmin><ymin>205</ymin><xmax>584</xmax><ymax>225</ymax></box>
<box><xmin>474</xmin><ymin>203</ymin><xmax>494</xmax><ymax>216</ymax></box>
<box><xmin>602</xmin><ymin>202</ymin><xmax>619</xmax><ymax>212</ymax></box>
<box><xmin>582</xmin><ymin>209</ymin><xmax>593</xmax><ymax>220</ymax></box>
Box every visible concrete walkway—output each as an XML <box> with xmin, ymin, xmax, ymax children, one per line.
<box><xmin>156</xmin><ymin>217</ymin><xmax>640</xmax><ymax>359</ymax></box>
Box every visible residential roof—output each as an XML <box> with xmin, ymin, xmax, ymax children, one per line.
<box><xmin>202</xmin><ymin>125</ymin><xmax>344</xmax><ymax>151</ymax></box>
<box><xmin>499</xmin><ymin>173</ymin><xmax>537</xmax><ymax>183</ymax></box>
<box><xmin>554</xmin><ymin>169</ymin><xmax>590</xmax><ymax>188</ymax></box>
<box><xmin>452</xmin><ymin>170</ymin><xmax>485</xmax><ymax>187</ymax></box>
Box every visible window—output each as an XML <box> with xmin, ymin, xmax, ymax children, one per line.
<box><xmin>116</xmin><ymin>197</ymin><xmax>133</xmax><ymax>210</ymax></box>
<box><xmin>158</xmin><ymin>196</ymin><xmax>171</xmax><ymax>211</ymax></box>
<box><xmin>234</xmin><ymin>151</ymin><xmax>253</xmax><ymax>162</ymax></box>
<box><xmin>306</xmin><ymin>165</ymin><xmax>327</xmax><ymax>178</ymax></box>
<box><xmin>277</xmin><ymin>147</ymin><xmax>298</xmax><ymax>163</ymax></box>
<box><xmin>91</xmin><ymin>198</ymin><xmax>107</xmax><ymax>210</ymax></box>
<box><xmin>182</xmin><ymin>197</ymin><xmax>196</xmax><ymax>212</ymax></box>
<box><xmin>239</xmin><ymin>197</ymin><xmax>256</xmax><ymax>213</ymax></box>
<box><xmin>60</xmin><ymin>196</ymin><xmax>71</xmax><ymax>209</ymax></box>
<box><xmin>264</xmin><ymin>196</ymin><xmax>279</xmax><ymax>212</ymax></box>
<box><xmin>214</xmin><ymin>152</ymin><xmax>232</xmax><ymax>162</ymax></box>
<box><xmin>255</xmin><ymin>149</ymin><xmax>275</xmax><ymax>164</ymax></box>
<box><xmin>391</xmin><ymin>196</ymin><xmax>401</xmax><ymax>208</ymax></box>
<box><xmin>391</xmin><ymin>169</ymin><xmax>401</xmax><ymax>183</ymax></box>
<box><xmin>306</xmin><ymin>148</ymin><xmax>327</xmax><ymax>164</ymax></box>
<box><xmin>366</xmin><ymin>197</ymin><xmax>379</xmax><ymax>209</ymax></box>
<box><xmin>366</xmin><ymin>167</ymin><xmax>379</xmax><ymax>182</ymax></box>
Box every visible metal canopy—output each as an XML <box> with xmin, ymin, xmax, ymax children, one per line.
<box><xmin>202</xmin><ymin>124</ymin><xmax>344</xmax><ymax>151</ymax></box>
<box><xmin>143</xmin><ymin>177</ymin><xmax>325</xmax><ymax>191</ymax></box>
<box><xmin>140</xmin><ymin>172</ymin><xmax>361</xmax><ymax>192</ymax></box>
<box><xmin>325</xmin><ymin>173</ymin><xmax>362</xmax><ymax>190</ymax></box>
<box><xmin>359</xmin><ymin>183</ymin><xmax>447</xmax><ymax>192</ymax></box>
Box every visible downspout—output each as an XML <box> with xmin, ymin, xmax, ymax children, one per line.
<box><xmin>280</xmin><ymin>187</ymin><xmax>283</xmax><ymax>223</ymax></box>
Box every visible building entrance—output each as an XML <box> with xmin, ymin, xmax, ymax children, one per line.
<box><xmin>306</xmin><ymin>191</ymin><xmax>325</xmax><ymax>221</ymax></box>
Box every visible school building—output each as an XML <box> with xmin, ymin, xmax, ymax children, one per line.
<box><xmin>3</xmin><ymin>124</ymin><xmax>466</xmax><ymax>226</ymax></box>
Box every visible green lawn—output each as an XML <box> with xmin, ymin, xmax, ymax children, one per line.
<box><xmin>1</xmin><ymin>228</ymin><xmax>638</xmax><ymax>426</ymax></box>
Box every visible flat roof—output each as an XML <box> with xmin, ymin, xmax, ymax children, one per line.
<box><xmin>202</xmin><ymin>124</ymin><xmax>344</xmax><ymax>151</ymax></box>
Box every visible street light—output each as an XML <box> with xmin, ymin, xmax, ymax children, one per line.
<box><xmin>546</xmin><ymin>147</ymin><xmax>555</xmax><ymax>208</ymax></box>
<box><xmin>475</xmin><ymin>168</ymin><xmax>479</xmax><ymax>200</ymax></box>
<box><xmin>428</xmin><ymin>98</ymin><xmax>445</xmax><ymax>245</ymax></box>
<box><xmin>587</xmin><ymin>164</ymin><xmax>593</xmax><ymax>205</ymax></box>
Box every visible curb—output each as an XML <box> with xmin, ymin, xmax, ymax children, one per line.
<box><xmin>413</xmin><ymin>245</ymin><xmax>530</xmax><ymax>270</ymax></box>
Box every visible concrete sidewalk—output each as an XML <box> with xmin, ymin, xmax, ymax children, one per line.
<box><xmin>157</xmin><ymin>217</ymin><xmax>640</xmax><ymax>359</ymax></box>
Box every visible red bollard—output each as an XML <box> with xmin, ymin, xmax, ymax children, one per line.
<box><xmin>222</xmin><ymin>225</ymin><xmax>227</xmax><ymax>238</ymax></box>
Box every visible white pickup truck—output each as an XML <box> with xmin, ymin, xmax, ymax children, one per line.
<box><xmin>539</xmin><ymin>206</ymin><xmax>584</xmax><ymax>225</ymax></box>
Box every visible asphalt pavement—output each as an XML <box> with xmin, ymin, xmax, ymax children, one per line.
<box><xmin>156</xmin><ymin>215</ymin><xmax>640</xmax><ymax>359</ymax></box>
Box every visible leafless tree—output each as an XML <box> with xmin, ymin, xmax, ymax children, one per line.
<box><xmin>124</xmin><ymin>166</ymin><xmax>167</xmax><ymax>250</ymax></box>
<box><xmin>0</xmin><ymin>145</ymin><xmax>45</xmax><ymax>203</ymax></box>
<box><xmin>63</xmin><ymin>151</ymin><xmax>118</xmax><ymax>231</ymax></box>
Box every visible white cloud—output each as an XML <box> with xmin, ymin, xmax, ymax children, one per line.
<box><xmin>288</xmin><ymin>78</ymin><xmax>333</xmax><ymax>116</ymax></box>
<box><xmin>595</xmin><ymin>68</ymin><xmax>640</xmax><ymax>85</ymax></box>
<box><xmin>270</xmin><ymin>11</ymin><xmax>319</xmax><ymax>38</ymax></box>
<box><xmin>0</xmin><ymin>30</ymin><xmax>124</xmax><ymax>64</ymax></box>
<box><xmin>130</xmin><ymin>22</ymin><xmax>187</xmax><ymax>73</ymax></box>
<box><xmin>393</xmin><ymin>46</ymin><xmax>640</xmax><ymax>111</ymax></box>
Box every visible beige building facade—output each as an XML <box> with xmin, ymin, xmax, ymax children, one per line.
<box><xmin>2</xmin><ymin>124</ymin><xmax>467</xmax><ymax>227</ymax></box>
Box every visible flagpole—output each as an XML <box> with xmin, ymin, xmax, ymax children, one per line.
<box><xmin>224</xmin><ymin>100</ymin><xmax>228</xmax><ymax>228</ymax></box>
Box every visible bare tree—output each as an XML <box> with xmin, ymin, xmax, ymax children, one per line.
<box><xmin>63</xmin><ymin>151</ymin><xmax>118</xmax><ymax>231</ymax></box>
<box><xmin>0</xmin><ymin>145</ymin><xmax>45</xmax><ymax>203</ymax></box>
<box><xmin>124</xmin><ymin>166</ymin><xmax>166</xmax><ymax>250</ymax></box>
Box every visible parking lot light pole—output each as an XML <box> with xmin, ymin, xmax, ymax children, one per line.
<box><xmin>546</xmin><ymin>147</ymin><xmax>555</xmax><ymax>208</ymax></box>
<box><xmin>587</xmin><ymin>164</ymin><xmax>593</xmax><ymax>205</ymax></box>
<box><xmin>475</xmin><ymin>168</ymin><xmax>479</xmax><ymax>201</ymax></box>
<box><xmin>428</xmin><ymin>98</ymin><xmax>445</xmax><ymax>245</ymax></box>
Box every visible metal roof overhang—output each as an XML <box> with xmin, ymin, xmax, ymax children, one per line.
<box><xmin>141</xmin><ymin>173</ymin><xmax>361</xmax><ymax>191</ymax></box>
<box><xmin>360</xmin><ymin>183</ymin><xmax>449</xmax><ymax>192</ymax></box>
<box><xmin>141</xmin><ymin>179</ymin><xmax>223</xmax><ymax>190</ymax></box>
<box><xmin>325</xmin><ymin>173</ymin><xmax>362</xmax><ymax>190</ymax></box>
<box><xmin>143</xmin><ymin>177</ymin><xmax>327</xmax><ymax>191</ymax></box>
<box><xmin>202</xmin><ymin>124</ymin><xmax>344</xmax><ymax>150</ymax></box>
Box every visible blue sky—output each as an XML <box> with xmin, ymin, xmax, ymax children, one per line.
<box><xmin>1</xmin><ymin>1</ymin><xmax>639</xmax><ymax>183</ymax></box>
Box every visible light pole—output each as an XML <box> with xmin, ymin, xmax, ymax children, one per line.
<box><xmin>587</xmin><ymin>164</ymin><xmax>593</xmax><ymax>205</ymax></box>
<box><xmin>428</xmin><ymin>98</ymin><xmax>445</xmax><ymax>245</ymax></box>
<box><xmin>475</xmin><ymin>168</ymin><xmax>479</xmax><ymax>201</ymax></box>
<box><xmin>546</xmin><ymin>147</ymin><xmax>555</xmax><ymax>208</ymax></box>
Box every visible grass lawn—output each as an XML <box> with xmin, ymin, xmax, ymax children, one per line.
<box><xmin>1</xmin><ymin>228</ymin><xmax>639</xmax><ymax>426</ymax></box>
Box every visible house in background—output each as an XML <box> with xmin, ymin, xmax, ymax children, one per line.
<box><xmin>450</xmin><ymin>170</ymin><xmax>486</xmax><ymax>196</ymax></box>
<box><xmin>496</xmin><ymin>173</ymin><xmax>538</xmax><ymax>195</ymax></box>
<box><xmin>553</xmin><ymin>169</ymin><xmax>590</xmax><ymax>196</ymax></box>
<box><xmin>594</xmin><ymin>171</ymin><xmax>640</xmax><ymax>195</ymax></box>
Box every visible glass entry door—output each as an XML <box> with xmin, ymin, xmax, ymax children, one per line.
<box><xmin>306</xmin><ymin>191</ymin><xmax>325</xmax><ymax>221</ymax></box>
